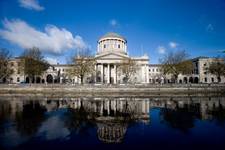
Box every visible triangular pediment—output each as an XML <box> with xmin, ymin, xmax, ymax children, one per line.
<box><xmin>95</xmin><ymin>52</ymin><xmax>129</xmax><ymax>60</ymax></box>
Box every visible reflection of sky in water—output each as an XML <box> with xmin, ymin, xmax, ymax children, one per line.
<box><xmin>0</xmin><ymin>108</ymin><xmax>71</xmax><ymax>148</ymax></box>
<box><xmin>37</xmin><ymin>116</ymin><xmax>70</xmax><ymax>140</ymax></box>
<box><xmin>124</xmin><ymin>109</ymin><xmax>225</xmax><ymax>149</ymax></box>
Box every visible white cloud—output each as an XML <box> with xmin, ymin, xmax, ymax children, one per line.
<box><xmin>157</xmin><ymin>46</ymin><xmax>166</xmax><ymax>54</ymax></box>
<box><xmin>206</xmin><ymin>24</ymin><xmax>214</xmax><ymax>32</ymax></box>
<box><xmin>38</xmin><ymin>116</ymin><xmax>70</xmax><ymax>140</ymax></box>
<box><xmin>169</xmin><ymin>42</ymin><xmax>178</xmax><ymax>49</ymax></box>
<box><xmin>109</xmin><ymin>19</ymin><xmax>118</xmax><ymax>27</ymax></box>
<box><xmin>45</xmin><ymin>57</ymin><xmax>58</xmax><ymax>64</ymax></box>
<box><xmin>0</xmin><ymin>19</ymin><xmax>88</xmax><ymax>55</ymax></box>
<box><xmin>19</xmin><ymin>0</ymin><xmax>44</xmax><ymax>11</ymax></box>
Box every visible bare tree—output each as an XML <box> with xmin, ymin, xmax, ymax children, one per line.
<box><xmin>20</xmin><ymin>47</ymin><xmax>49</xmax><ymax>83</ymax></box>
<box><xmin>67</xmin><ymin>50</ymin><xmax>96</xmax><ymax>84</ymax></box>
<box><xmin>160</xmin><ymin>50</ymin><xmax>193</xmax><ymax>83</ymax></box>
<box><xmin>207</xmin><ymin>61</ymin><xmax>225</xmax><ymax>83</ymax></box>
<box><xmin>117</xmin><ymin>58</ymin><xmax>137</xmax><ymax>83</ymax></box>
<box><xmin>0</xmin><ymin>48</ymin><xmax>13</xmax><ymax>83</ymax></box>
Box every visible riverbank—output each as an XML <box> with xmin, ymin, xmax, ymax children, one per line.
<box><xmin>0</xmin><ymin>83</ymin><xmax>225</xmax><ymax>97</ymax></box>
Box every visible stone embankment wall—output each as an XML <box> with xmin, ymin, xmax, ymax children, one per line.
<box><xmin>0</xmin><ymin>84</ymin><xmax>225</xmax><ymax>97</ymax></box>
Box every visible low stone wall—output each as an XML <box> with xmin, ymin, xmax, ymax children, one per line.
<box><xmin>0</xmin><ymin>84</ymin><xmax>225</xmax><ymax>97</ymax></box>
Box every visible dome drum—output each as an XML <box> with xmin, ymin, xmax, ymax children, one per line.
<box><xmin>97</xmin><ymin>32</ymin><xmax>127</xmax><ymax>55</ymax></box>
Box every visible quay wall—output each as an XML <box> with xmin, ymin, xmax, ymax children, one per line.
<box><xmin>0</xmin><ymin>84</ymin><xmax>225</xmax><ymax>97</ymax></box>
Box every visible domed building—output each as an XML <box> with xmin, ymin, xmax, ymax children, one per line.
<box><xmin>94</xmin><ymin>32</ymin><xmax>149</xmax><ymax>84</ymax></box>
<box><xmin>5</xmin><ymin>32</ymin><xmax>225</xmax><ymax>84</ymax></box>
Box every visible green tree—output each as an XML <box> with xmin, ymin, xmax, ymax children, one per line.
<box><xmin>160</xmin><ymin>50</ymin><xmax>193</xmax><ymax>83</ymax></box>
<box><xmin>0</xmin><ymin>48</ymin><xmax>13</xmax><ymax>83</ymax></box>
<box><xmin>20</xmin><ymin>47</ymin><xmax>49</xmax><ymax>83</ymax></box>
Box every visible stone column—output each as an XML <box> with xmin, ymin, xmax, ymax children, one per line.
<box><xmin>107</xmin><ymin>100</ymin><xmax>110</xmax><ymax>115</ymax></box>
<box><xmin>100</xmin><ymin>101</ymin><xmax>103</xmax><ymax>115</ymax></box>
<box><xmin>111</xmin><ymin>100</ymin><xmax>116</xmax><ymax>115</ymax></box>
<box><xmin>142</xmin><ymin>100</ymin><xmax>146</xmax><ymax>114</ymax></box>
<box><xmin>94</xmin><ymin>64</ymin><xmax>96</xmax><ymax>83</ymax></box>
<box><xmin>107</xmin><ymin>64</ymin><xmax>110</xmax><ymax>84</ymax></box>
<box><xmin>146</xmin><ymin>64</ymin><xmax>149</xmax><ymax>83</ymax></box>
<box><xmin>120</xmin><ymin>101</ymin><xmax>123</xmax><ymax>112</ymax></box>
<box><xmin>141</xmin><ymin>65</ymin><xmax>145</xmax><ymax>83</ymax></box>
<box><xmin>146</xmin><ymin>100</ymin><xmax>150</xmax><ymax>113</ymax></box>
<box><xmin>114</xmin><ymin>64</ymin><xmax>117</xmax><ymax>84</ymax></box>
<box><xmin>101</xmin><ymin>64</ymin><xmax>104</xmax><ymax>84</ymax></box>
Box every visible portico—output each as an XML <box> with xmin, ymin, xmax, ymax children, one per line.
<box><xmin>95</xmin><ymin>63</ymin><xmax>117</xmax><ymax>84</ymax></box>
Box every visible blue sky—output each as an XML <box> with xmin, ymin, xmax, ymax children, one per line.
<box><xmin>0</xmin><ymin>0</ymin><xmax>225</xmax><ymax>64</ymax></box>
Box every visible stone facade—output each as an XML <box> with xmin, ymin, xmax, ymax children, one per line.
<box><xmin>148</xmin><ymin>57</ymin><xmax>225</xmax><ymax>84</ymax></box>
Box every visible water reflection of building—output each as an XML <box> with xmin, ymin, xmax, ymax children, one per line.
<box><xmin>1</xmin><ymin>97</ymin><xmax>225</xmax><ymax>121</ymax></box>
<box><xmin>56</xmin><ymin>98</ymin><xmax>150</xmax><ymax>122</ymax></box>
<box><xmin>1</xmin><ymin>97</ymin><xmax>225</xmax><ymax>144</ymax></box>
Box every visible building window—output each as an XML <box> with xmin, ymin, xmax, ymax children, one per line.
<box><xmin>149</xmin><ymin>69</ymin><xmax>151</xmax><ymax>72</ymax></box>
<box><xmin>211</xmin><ymin>77</ymin><xmax>214</xmax><ymax>83</ymax></box>
<box><xmin>11</xmin><ymin>62</ymin><xmax>14</xmax><ymax>67</ymax></box>
<box><xmin>204</xmin><ymin>72</ymin><xmax>207</xmax><ymax>75</ymax></box>
<box><xmin>203</xmin><ymin>63</ymin><xmax>207</xmax><ymax>66</ymax></box>
<box><xmin>118</xmin><ymin>44</ymin><xmax>120</xmax><ymax>48</ymax></box>
<box><xmin>152</xmin><ymin>69</ymin><xmax>154</xmax><ymax>72</ymax></box>
<box><xmin>195</xmin><ymin>62</ymin><xmax>198</xmax><ymax>67</ymax></box>
<box><xmin>205</xmin><ymin>77</ymin><xmax>207</xmax><ymax>82</ymax></box>
<box><xmin>156</xmin><ymin>69</ymin><xmax>158</xmax><ymax>72</ymax></box>
<box><xmin>104</xmin><ymin>44</ymin><xmax>106</xmax><ymax>48</ymax></box>
<box><xmin>17</xmin><ymin>69</ymin><xmax>20</xmax><ymax>74</ymax></box>
<box><xmin>17</xmin><ymin>77</ymin><xmax>20</xmax><ymax>82</ymax></box>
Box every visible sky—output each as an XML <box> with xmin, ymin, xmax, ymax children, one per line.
<box><xmin>0</xmin><ymin>0</ymin><xmax>225</xmax><ymax>64</ymax></box>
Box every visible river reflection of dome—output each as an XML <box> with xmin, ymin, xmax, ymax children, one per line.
<box><xmin>97</xmin><ymin>121</ymin><xmax>127</xmax><ymax>143</ymax></box>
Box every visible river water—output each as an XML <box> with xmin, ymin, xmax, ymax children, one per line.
<box><xmin>0</xmin><ymin>96</ymin><xmax>225</xmax><ymax>150</ymax></box>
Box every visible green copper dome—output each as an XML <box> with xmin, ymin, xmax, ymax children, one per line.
<box><xmin>100</xmin><ymin>32</ymin><xmax>126</xmax><ymax>41</ymax></box>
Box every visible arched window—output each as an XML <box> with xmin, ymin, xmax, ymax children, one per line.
<box><xmin>179</xmin><ymin>79</ymin><xmax>182</xmax><ymax>84</ymax></box>
<box><xmin>194</xmin><ymin>77</ymin><xmax>199</xmax><ymax>83</ymax></box>
<box><xmin>46</xmin><ymin>74</ymin><xmax>53</xmax><ymax>83</ymax></box>
<box><xmin>17</xmin><ymin>77</ymin><xmax>20</xmax><ymax>82</ymax></box>
<box><xmin>118</xmin><ymin>44</ymin><xmax>120</xmax><ymax>48</ymax></box>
